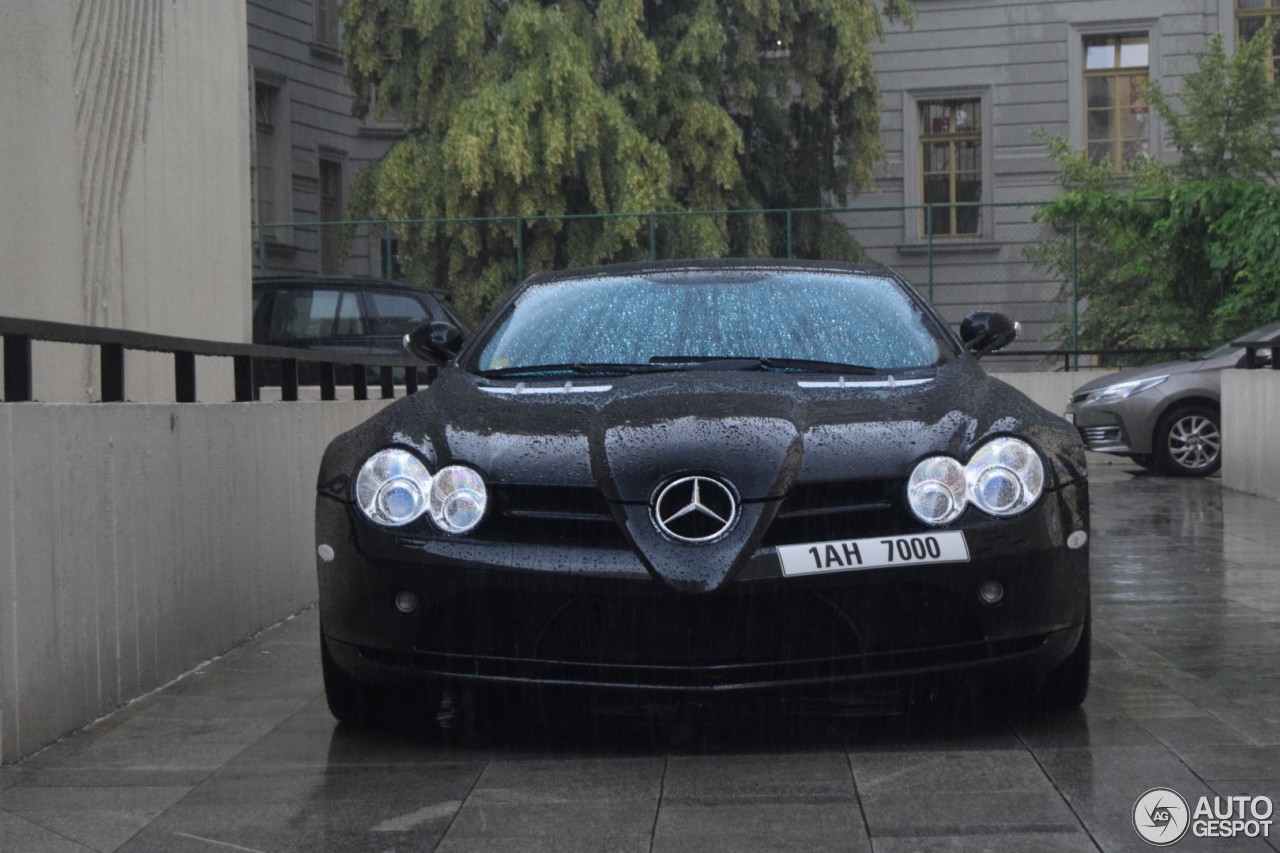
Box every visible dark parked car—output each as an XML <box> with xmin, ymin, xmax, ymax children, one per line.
<box><xmin>315</xmin><ymin>260</ymin><xmax>1091</xmax><ymax>725</ymax></box>
<box><xmin>251</xmin><ymin>275</ymin><xmax>466</xmax><ymax>383</ymax></box>
<box><xmin>1065</xmin><ymin>319</ymin><xmax>1280</xmax><ymax>477</ymax></box>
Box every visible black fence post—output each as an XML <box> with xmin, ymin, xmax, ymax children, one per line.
<box><xmin>233</xmin><ymin>356</ymin><xmax>255</xmax><ymax>402</ymax></box>
<box><xmin>3</xmin><ymin>334</ymin><xmax>33</xmax><ymax>402</ymax></box>
<box><xmin>281</xmin><ymin>359</ymin><xmax>299</xmax><ymax>402</ymax></box>
<box><xmin>100</xmin><ymin>343</ymin><xmax>125</xmax><ymax>402</ymax></box>
<box><xmin>352</xmin><ymin>366</ymin><xmax>369</xmax><ymax>401</ymax></box>
<box><xmin>174</xmin><ymin>352</ymin><xmax>197</xmax><ymax>403</ymax></box>
<box><xmin>319</xmin><ymin>363</ymin><xmax>337</xmax><ymax>401</ymax></box>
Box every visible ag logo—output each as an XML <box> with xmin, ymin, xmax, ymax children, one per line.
<box><xmin>1134</xmin><ymin>788</ymin><xmax>1190</xmax><ymax>845</ymax></box>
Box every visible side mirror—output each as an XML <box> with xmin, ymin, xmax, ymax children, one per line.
<box><xmin>404</xmin><ymin>321</ymin><xmax>463</xmax><ymax>363</ymax></box>
<box><xmin>960</xmin><ymin>310</ymin><xmax>1018</xmax><ymax>358</ymax></box>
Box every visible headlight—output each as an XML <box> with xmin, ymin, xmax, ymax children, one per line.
<box><xmin>427</xmin><ymin>465</ymin><xmax>488</xmax><ymax>534</ymax></box>
<box><xmin>907</xmin><ymin>456</ymin><xmax>967</xmax><ymax>525</ymax></box>
<box><xmin>354</xmin><ymin>451</ymin><xmax>488</xmax><ymax>533</ymax></box>
<box><xmin>355</xmin><ymin>449</ymin><xmax>432</xmax><ymax>526</ymax></box>
<box><xmin>907</xmin><ymin>437</ymin><xmax>1045</xmax><ymax>524</ymax></box>
<box><xmin>1088</xmin><ymin>375</ymin><xmax>1168</xmax><ymax>404</ymax></box>
<box><xmin>965</xmin><ymin>437</ymin><xmax>1044</xmax><ymax>517</ymax></box>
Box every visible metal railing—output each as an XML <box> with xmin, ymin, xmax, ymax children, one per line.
<box><xmin>0</xmin><ymin>316</ymin><xmax>432</xmax><ymax>403</ymax></box>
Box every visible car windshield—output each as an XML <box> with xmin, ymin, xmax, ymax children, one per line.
<box><xmin>470</xmin><ymin>270</ymin><xmax>952</xmax><ymax>375</ymax></box>
<box><xmin>1197</xmin><ymin>319</ymin><xmax>1280</xmax><ymax>359</ymax></box>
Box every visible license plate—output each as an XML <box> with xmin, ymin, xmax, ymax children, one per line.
<box><xmin>777</xmin><ymin>531</ymin><xmax>970</xmax><ymax>576</ymax></box>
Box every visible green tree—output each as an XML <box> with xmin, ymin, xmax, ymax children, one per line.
<box><xmin>1032</xmin><ymin>25</ymin><xmax>1280</xmax><ymax>357</ymax></box>
<box><xmin>342</xmin><ymin>0</ymin><xmax>913</xmax><ymax>318</ymax></box>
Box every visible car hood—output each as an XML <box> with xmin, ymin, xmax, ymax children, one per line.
<box><xmin>320</xmin><ymin>359</ymin><xmax>1084</xmax><ymax>593</ymax></box>
<box><xmin>1071</xmin><ymin>355</ymin><xmax>1226</xmax><ymax>394</ymax></box>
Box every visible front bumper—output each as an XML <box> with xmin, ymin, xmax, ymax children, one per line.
<box><xmin>316</xmin><ymin>484</ymin><xmax>1089</xmax><ymax>696</ymax></box>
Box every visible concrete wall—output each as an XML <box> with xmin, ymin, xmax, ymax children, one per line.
<box><xmin>0</xmin><ymin>400</ymin><xmax>387</xmax><ymax>764</ymax></box>
<box><xmin>0</xmin><ymin>2</ymin><xmax>250</xmax><ymax>402</ymax></box>
<box><xmin>1222</xmin><ymin>371</ymin><xmax>1280</xmax><ymax>502</ymax></box>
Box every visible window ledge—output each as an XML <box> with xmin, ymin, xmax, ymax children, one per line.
<box><xmin>896</xmin><ymin>240</ymin><xmax>1002</xmax><ymax>256</ymax></box>
<box><xmin>358</xmin><ymin>125</ymin><xmax>407</xmax><ymax>140</ymax></box>
<box><xmin>258</xmin><ymin>240</ymin><xmax>299</xmax><ymax>259</ymax></box>
<box><xmin>309</xmin><ymin>42</ymin><xmax>342</xmax><ymax>63</ymax></box>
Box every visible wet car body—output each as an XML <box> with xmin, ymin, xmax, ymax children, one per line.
<box><xmin>315</xmin><ymin>260</ymin><xmax>1091</xmax><ymax>721</ymax></box>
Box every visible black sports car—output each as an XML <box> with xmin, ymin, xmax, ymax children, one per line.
<box><xmin>315</xmin><ymin>260</ymin><xmax>1091</xmax><ymax>723</ymax></box>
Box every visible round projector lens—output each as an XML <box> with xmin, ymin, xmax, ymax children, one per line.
<box><xmin>965</xmin><ymin>438</ymin><xmax>1044</xmax><ymax>517</ymax></box>
<box><xmin>428</xmin><ymin>465</ymin><xmax>487</xmax><ymax>534</ymax></box>
<box><xmin>973</xmin><ymin>467</ymin><xmax>1022</xmax><ymax>514</ymax></box>
<box><xmin>355</xmin><ymin>449</ymin><xmax>432</xmax><ymax>527</ymax></box>
<box><xmin>907</xmin><ymin>455</ymin><xmax>967</xmax><ymax>525</ymax></box>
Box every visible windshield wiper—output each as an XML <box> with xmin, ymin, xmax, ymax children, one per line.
<box><xmin>476</xmin><ymin>362</ymin><xmax>679</xmax><ymax>379</ymax></box>
<box><xmin>649</xmin><ymin>355</ymin><xmax>882</xmax><ymax>375</ymax></box>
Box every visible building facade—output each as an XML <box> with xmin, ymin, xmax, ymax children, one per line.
<box><xmin>247</xmin><ymin>0</ymin><xmax>404</xmax><ymax>277</ymax></box>
<box><xmin>860</xmin><ymin>0</ymin><xmax>1263</xmax><ymax>344</ymax></box>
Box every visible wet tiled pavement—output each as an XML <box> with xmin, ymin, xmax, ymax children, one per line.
<box><xmin>3</xmin><ymin>465</ymin><xmax>1279</xmax><ymax>852</ymax></box>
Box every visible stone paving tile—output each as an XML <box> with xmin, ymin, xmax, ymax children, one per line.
<box><xmin>183</xmin><ymin>762</ymin><xmax>484</xmax><ymax>805</ymax></box>
<box><xmin>0</xmin><ymin>810</ymin><xmax>97</xmax><ymax>853</ymax></box>
<box><xmin>871</xmin><ymin>831</ymin><xmax>1100</xmax><ymax>852</ymax></box>
<box><xmin>1013</xmin><ymin>710</ymin><xmax>1167</xmax><ymax>749</ymax></box>
<box><xmin>442</xmin><ymin>798</ymin><xmax>659</xmax><ymax>840</ymax></box>
<box><xmin>0</xmin><ymin>784</ymin><xmax>188</xmax><ymax>852</ymax></box>
<box><xmin>117</xmin><ymin>800</ymin><xmax>457</xmax><ymax>852</ymax></box>
<box><xmin>653</xmin><ymin>800</ymin><xmax>869</xmax><ymax>851</ymax></box>
<box><xmin>850</xmin><ymin>751</ymin><xmax>1080</xmax><ymax>840</ymax></box>
<box><xmin>1176</xmin><ymin>746</ymin><xmax>1280</xmax><ymax>781</ymax></box>
<box><xmin>1132</xmin><ymin>714</ymin><xmax>1253</xmax><ymax>748</ymax></box>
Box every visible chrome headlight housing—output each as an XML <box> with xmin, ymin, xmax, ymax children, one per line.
<box><xmin>1088</xmin><ymin>375</ymin><xmax>1168</xmax><ymax>404</ymax></box>
<box><xmin>428</xmin><ymin>465</ymin><xmax>488</xmax><ymax>534</ymax></box>
<box><xmin>965</xmin><ymin>437</ymin><xmax>1044</xmax><ymax>517</ymax></box>
<box><xmin>354</xmin><ymin>450</ymin><xmax>487</xmax><ymax>533</ymax></box>
<box><xmin>908</xmin><ymin>437</ymin><xmax>1046</xmax><ymax>525</ymax></box>
<box><xmin>907</xmin><ymin>456</ymin><xmax>968</xmax><ymax>525</ymax></box>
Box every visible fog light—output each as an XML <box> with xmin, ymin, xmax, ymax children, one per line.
<box><xmin>394</xmin><ymin>591</ymin><xmax>419</xmax><ymax>613</ymax></box>
<box><xmin>1067</xmin><ymin>530</ymin><xmax>1088</xmax><ymax>550</ymax></box>
<box><xmin>979</xmin><ymin>580</ymin><xmax>1004</xmax><ymax>605</ymax></box>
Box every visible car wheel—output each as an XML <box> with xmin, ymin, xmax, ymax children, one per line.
<box><xmin>1155</xmin><ymin>405</ymin><xmax>1221</xmax><ymax>477</ymax></box>
<box><xmin>1037</xmin><ymin>615</ymin><xmax>1091</xmax><ymax>710</ymax></box>
<box><xmin>320</xmin><ymin>629</ymin><xmax>382</xmax><ymax>725</ymax></box>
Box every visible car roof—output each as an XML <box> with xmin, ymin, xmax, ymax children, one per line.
<box><xmin>521</xmin><ymin>257</ymin><xmax>898</xmax><ymax>286</ymax></box>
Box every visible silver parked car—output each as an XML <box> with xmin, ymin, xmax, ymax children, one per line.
<box><xmin>1065</xmin><ymin>320</ymin><xmax>1280</xmax><ymax>477</ymax></box>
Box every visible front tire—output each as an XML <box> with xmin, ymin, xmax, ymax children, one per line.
<box><xmin>1155</xmin><ymin>405</ymin><xmax>1221</xmax><ymax>477</ymax></box>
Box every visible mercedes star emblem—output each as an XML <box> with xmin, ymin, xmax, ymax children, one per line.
<box><xmin>651</xmin><ymin>475</ymin><xmax>740</xmax><ymax>543</ymax></box>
